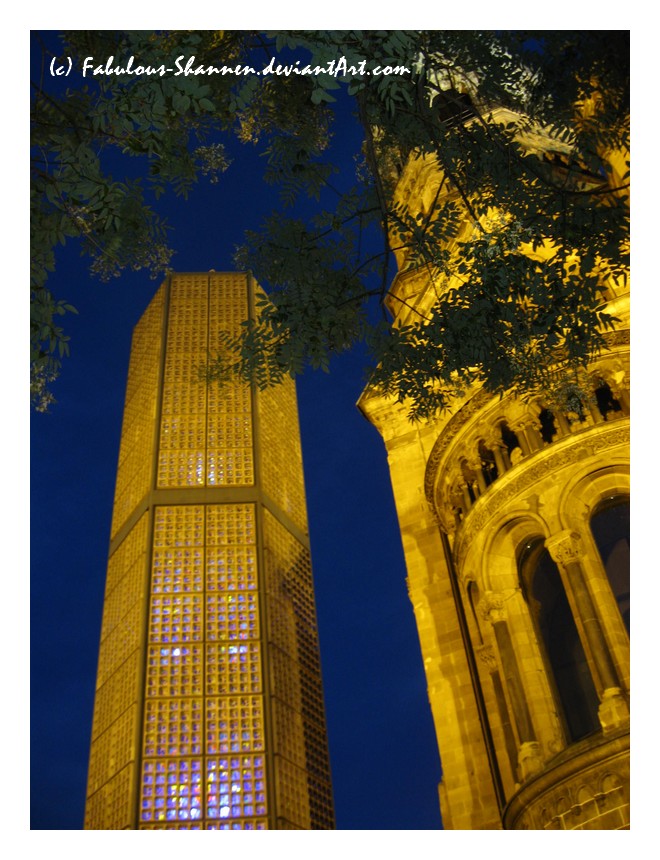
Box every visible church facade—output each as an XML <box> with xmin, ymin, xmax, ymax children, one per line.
<box><xmin>359</xmin><ymin>112</ymin><xmax>630</xmax><ymax>830</ymax></box>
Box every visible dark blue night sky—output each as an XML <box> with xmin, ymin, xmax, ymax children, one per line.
<box><xmin>30</xmin><ymin>30</ymin><xmax>442</xmax><ymax>831</ymax></box>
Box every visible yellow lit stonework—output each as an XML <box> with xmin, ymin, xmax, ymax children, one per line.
<box><xmin>359</xmin><ymin>124</ymin><xmax>630</xmax><ymax>830</ymax></box>
<box><xmin>85</xmin><ymin>272</ymin><xmax>334</xmax><ymax>830</ymax></box>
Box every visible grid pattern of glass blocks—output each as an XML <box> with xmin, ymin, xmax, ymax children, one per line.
<box><xmin>206</xmin><ymin>642</ymin><xmax>262</xmax><ymax>696</ymax></box>
<box><xmin>275</xmin><ymin>755</ymin><xmax>313</xmax><ymax>830</ymax></box>
<box><xmin>112</xmin><ymin>288</ymin><xmax>164</xmax><ymax>537</ymax></box>
<box><xmin>86</xmin><ymin>273</ymin><xmax>334</xmax><ymax>830</ymax></box>
<box><xmin>152</xmin><ymin>546</ymin><xmax>204</xmax><ymax>593</ymax></box>
<box><xmin>141</xmin><ymin>758</ymin><xmax>204</xmax><ymax>823</ymax></box>
<box><xmin>154</xmin><ymin>504</ymin><xmax>204</xmax><ymax>548</ymax></box>
<box><xmin>157</xmin><ymin>273</ymin><xmax>255</xmax><ymax>489</ymax></box>
<box><xmin>158</xmin><ymin>276</ymin><xmax>208</xmax><ymax>487</ymax></box>
<box><xmin>263</xmin><ymin>509</ymin><xmax>335</xmax><ymax>829</ymax></box>
<box><xmin>257</xmin><ymin>368</ymin><xmax>308</xmax><ymax>533</ymax></box>
<box><xmin>86</xmin><ymin>512</ymin><xmax>150</xmax><ymax>825</ymax></box>
<box><xmin>90</xmin><ymin>651</ymin><xmax>140</xmax><ymax>742</ymax></box>
<box><xmin>146</xmin><ymin>644</ymin><xmax>204</xmax><ymax>698</ymax></box>
<box><xmin>144</xmin><ymin>698</ymin><xmax>204</xmax><ymax>757</ymax></box>
<box><xmin>206</xmin><ymin>591</ymin><xmax>259</xmax><ymax>641</ymax></box>
<box><xmin>205</xmin><ymin>755</ymin><xmax>267</xmax><ymax>820</ymax></box>
<box><xmin>273</xmin><ymin>699</ymin><xmax>307</xmax><ymax>767</ymax></box>
<box><xmin>87</xmin><ymin>706</ymin><xmax>138</xmax><ymax>795</ymax></box>
<box><xmin>84</xmin><ymin>766</ymin><xmax>134</xmax><ymax>830</ymax></box>
<box><xmin>100</xmin><ymin>513</ymin><xmax>150</xmax><ymax>642</ymax></box>
<box><xmin>139</xmin><ymin>502</ymin><xmax>268</xmax><ymax>828</ymax></box>
<box><xmin>206</xmin><ymin>695</ymin><xmax>265</xmax><ymax>754</ymax></box>
<box><xmin>149</xmin><ymin>594</ymin><xmax>203</xmax><ymax>645</ymax></box>
<box><xmin>206</xmin><ymin>274</ymin><xmax>254</xmax><ymax>486</ymax></box>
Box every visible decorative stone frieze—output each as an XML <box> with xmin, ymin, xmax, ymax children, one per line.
<box><xmin>504</xmin><ymin>732</ymin><xmax>630</xmax><ymax>830</ymax></box>
<box><xmin>452</xmin><ymin>424</ymin><xmax>629</xmax><ymax>567</ymax></box>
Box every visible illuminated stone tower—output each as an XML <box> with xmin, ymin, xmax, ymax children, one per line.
<box><xmin>359</xmin><ymin>114</ymin><xmax>630</xmax><ymax>829</ymax></box>
<box><xmin>85</xmin><ymin>272</ymin><xmax>334</xmax><ymax>830</ymax></box>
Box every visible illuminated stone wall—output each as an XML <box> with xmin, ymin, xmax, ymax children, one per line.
<box><xmin>85</xmin><ymin>272</ymin><xmax>334</xmax><ymax>830</ymax></box>
<box><xmin>360</xmin><ymin>128</ymin><xmax>630</xmax><ymax>830</ymax></box>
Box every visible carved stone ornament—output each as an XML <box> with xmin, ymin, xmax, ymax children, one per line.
<box><xmin>545</xmin><ymin>531</ymin><xmax>584</xmax><ymax>567</ymax></box>
<box><xmin>479</xmin><ymin>591</ymin><xmax>507</xmax><ymax>624</ymax></box>
<box><xmin>476</xmin><ymin>643</ymin><xmax>498</xmax><ymax>672</ymax></box>
<box><xmin>602</xmin><ymin>329</ymin><xmax>630</xmax><ymax>349</ymax></box>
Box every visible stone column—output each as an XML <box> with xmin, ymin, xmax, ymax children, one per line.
<box><xmin>587</xmin><ymin>398</ymin><xmax>604</xmax><ymax>424</ymax></box>
<box><xmin>523</xmin><ymin>412</ymin><xmax>544</xmax><ymax>451</ymax></box>
<box><xmin>468</xmin><ymin>456</ymin><xmax>487</xmax><ymax>496</ymax></box>
<box><xmin>491</xmin><ymin>443</ymin><xmax>507</xmax><ymax>477</ymax></box>
<box><xmin>513</xmin><ymin>424</ymin><xmax>531</xmax><ymax>456</ymax></box>
<box><xmin>610</xmin><ymin>375</ymin><xmax>630</xmax><ymax>415</ymax></box>
<box><xmin>545</xmin><ymin>530</ymin><xmax>629</xmax><ymax>732</ymax></box>
<box><xmin>481</xmin><ymin>592</ymin><xmax>542</xmax><ymax>779</ymax></box>
<box><xmin>459</xmin><ymin>481</ymin><xmax>472</xmax><ymax>513</ymax></box>
<box><xmin>554</xmin><ymin>410</ymin><xmax>572</xmax><ymax>437</ymax></box>
<box><xmin>477</xmin><ymin>643</ymin><xmax>519</xmax><ymax>782</ymax></box>
<box><xmin>485</xmin><ymin>430</ymin><xmax>507</xmax><ymax>478</ymax></box>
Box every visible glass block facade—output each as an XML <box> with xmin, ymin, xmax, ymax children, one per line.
<box><xmin>85</xmin><ymin>272</ymin><xmax>334</xmax><ymax>830</ymax></box>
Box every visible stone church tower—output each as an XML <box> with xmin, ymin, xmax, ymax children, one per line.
<box><xmin>359</xmin><ymin>108</ymin><xmax>630</xmax><ymax>829</ymax></box>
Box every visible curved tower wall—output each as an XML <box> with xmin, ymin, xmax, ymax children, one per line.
<box><xmin>359</xmin><ymin>133</ymin><xmax>630</xmax><ymax>830</ymax></box>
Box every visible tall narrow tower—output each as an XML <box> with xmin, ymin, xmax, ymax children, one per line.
<box><xmin>85</xmin><ymin>272</ymin><xmax>334</xmax><ymax>830</ymax></box>
<box><xmin>359</xmin><ymin>109</ymin><xmax>630</xmax><ymax>829</ymax></box>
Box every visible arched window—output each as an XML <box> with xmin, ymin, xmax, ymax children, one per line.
<box><xmin>478</xmin><ymin>440</ymin><xmax>498</xmax><ymax>485</ymax></box>
<box><xmin>538</xmin><ymin>408</ymin><xmax>557</xmax><ymax>444</ymax></box>
<box><xmin>594</xmin><ymin>382</ymin><xmax>622</xmax><ymax>421</ymax></box>
<box><xmin>520</xmin><ymin>540</ymin><xmax>600</xmax><ymax>742</ymax></box>
<box><xmin>499</xmin><ymin>421</ymin><xmax>519</xmax><ymax>456</ymax></box>
<box><xmin>591</xmin><ymin>499</ymin><xmax>630</xmax><ymax>633</ymax></box>
<box><xmin>460</xmin><ymin>459</ymin><xmax>477</xmax><ymax>502</ymax></box>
